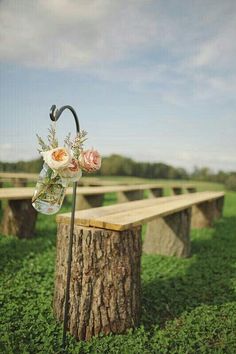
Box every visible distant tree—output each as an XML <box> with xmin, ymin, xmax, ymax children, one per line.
<box><xmin>225</xmin><ymin>173</ymin><xmax>236</xmax><ymax>191</ymax></box>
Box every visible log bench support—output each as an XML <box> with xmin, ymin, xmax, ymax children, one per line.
<box><xmin>148</xmin><ymin>188</ymin><xmax>163</xmax><ymax>198</ymax></box>
<box><xmin>117</xmin><ymin>190</ymin><xmax>144</xmax><ymax>203</ymax></box>
<box><xmin>186</xmin><ymin>187</ymin><xmax>197</xmax><ymax>193</ymax></box>
<box><xmin>172</xmin><ymin>187</ymin><xmax>183</xmax><ymax>195</ymax></box>
<box><xmin>143</xmin><ymin>208</ymin><xmax>192</xmax><ymax>258</ymax></box>
<box><xmin>1</xmin><ymin>200</ymin><xmax>37</xmax><ymax>238</ymax></box>
<box><xmin>53</xmin><ymin>223</ymin><xmax>142</xmax><ymax>341</ymax></box>
<box><xmin>76</xmin><ymin>194</ymin><xmax>104</xmax><ymax>210</ymax></box>
<box><xmin>14</xmin><ymin>178</ymin><xmax>27</xmax><ymax>187</ymax></box>
<box><xmin>191</xmin><ymin>197</ymin><xmax>224</xmax><ymax>228</ymax></box>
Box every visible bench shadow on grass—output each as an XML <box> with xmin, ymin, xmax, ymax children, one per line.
<box><xmin>141</xmin><ymin>215</ymin><xmax>236</xmax><ymax>329</ymax></box>
<box><xmin>0</xmin><ymin>198</ymin><xmax>73</xmax><ymax>274</ymax></box>
<box><xmin>0</xmin><ymin>214</ymin><xmax>57</xmax><ymax>274</ymax></box>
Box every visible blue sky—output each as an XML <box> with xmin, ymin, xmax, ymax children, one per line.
<box><xmin>0</xmin><ymin>0</ymin><xmax>236</xmax><ymax>172</ymax></box>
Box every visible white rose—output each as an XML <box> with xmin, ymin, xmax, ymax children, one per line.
<box><xmin>41</xmin><ymin>147</ymin><xmax>71</xmax><ymax>170</ymax></box>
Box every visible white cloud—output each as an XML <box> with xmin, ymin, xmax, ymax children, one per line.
<box><xmin>0</xmin><ymin>0</ymin><xmax>161</xmax><ymax>68</ymax></box>
<box><xmin>1</xmin><ymin>0</ymin><xmax>236</xmax><ymax>102</ymax></box>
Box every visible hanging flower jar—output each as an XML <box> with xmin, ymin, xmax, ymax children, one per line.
<box><xmin>32</xmin><ymin>125</ymin><xmax>101</xmax><ymax>215</ymax></box>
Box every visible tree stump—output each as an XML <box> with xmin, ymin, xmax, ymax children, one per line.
<box><xmin>172</xmin><ymin>187</ymin><xmax>183</xmax><ymax>195</ymax></box>
<box><xmin>53</xmin><ymin>223</ymin><xmax>142</xmax><ymax>340</ymax></box>
<box><xmin>143</xmin><ymin>208</ymin><xmax>192</xmax><ymax>258</ymax></box>
<box><xmin>148</xmin><ymin>188</ymin><xmax>163</xmax><ymax>198</ymax></box>
<box><xmin>1</xmin><ymin>200</ymin><xmax>37</xmax><ymax>238</ymax></box>
<box><xmin>186</xmin><ymin>187</ymin><xmax>196</xmax><ymax>193</ymax></box>
<box><xmin>214</xmin><ymin>196</ymin><xmax>224</xmax><ymax>219</ymax></box>
<box><xmin>117</xmin><ymin>190</ymin><xmax>144</xmax><ymax>203</ymax></box>
<box><xmin>191</xmin><ymin>197</ymin><xmax>224</xmax><ymax>228</ymax></box>
<box><xmin>14</xmin><ymin>178</ymin><xmax>27</xmax><ymax>187</ymax></box>
<box><xmin>75</xmin><ymin>194</ymin><xmax>104</xmax><ymax>210</ymax></box>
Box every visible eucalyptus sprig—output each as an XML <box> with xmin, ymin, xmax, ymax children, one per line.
<box><xmin>36</xmin><ymin>134</ymin><xmax>50</xmax><ymax>153</ymax></box>
<box><xmin>71</xmin><ymin>130</ymin><xmax>88</xmax><ymax>159</ymax></box>
<box><xmin>47</xmin><ymin>125</ymin><xmax>58</xmax><ymax>149</ymax></box>
<box><xmin>36</xmin><ymin>124</ymin><xmax>58</xmax><ymax>152</ymax></box>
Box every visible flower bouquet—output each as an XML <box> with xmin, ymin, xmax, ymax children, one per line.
<box><xmin>32</xmin><ymin>125</ymin><xmax>101</xmax><ymax>215</ymax></box>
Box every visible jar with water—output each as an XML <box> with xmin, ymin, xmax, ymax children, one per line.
<box><xmin>32</xmin><ymin>163</ymin><xmax>67</xmax><ymax>215</ymax></box>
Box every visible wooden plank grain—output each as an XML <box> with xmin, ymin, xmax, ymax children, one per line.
<box><xmin>57</xmin><ymin>191</ymin><xmax>224</xmax><ymax>230</ymax></box>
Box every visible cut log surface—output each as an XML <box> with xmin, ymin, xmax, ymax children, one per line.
<box><xmin>53</xmin><ymin>223</ymin><xmax>142</xmax><ymax>340</ymax></box>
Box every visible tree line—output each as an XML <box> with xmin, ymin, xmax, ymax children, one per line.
<box><xmin>0</xmin><ymin>154</ymin><xmax>235</xmax><ymax>189</ymax></box>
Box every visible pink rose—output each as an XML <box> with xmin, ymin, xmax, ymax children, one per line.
<box><xmin>79</xmin><ymin>149</ymin><xmax>101</xmax><ymax>172</ymax></box>
<box><xmin>60</xmin><ymin>158</ymin><xmax>82</xmax><ymax>182</ymax></box>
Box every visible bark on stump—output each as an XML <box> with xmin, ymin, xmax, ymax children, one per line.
<box><xmin>53</xmin><ymin>223</ymin><xmax>142</xmax><ymax>341</ymax></box>
<box><xmin>117</xmin><ymin>190</ymin><xmax>144</xmax><ymax>203</ymax></box>
<box><xmin>1</xmin><ymin>200</ymin><xmax>37</xmax><ymax>238</ymax></box>
<box><xmin>76</xmin><ymin>194</ymin><xmax>104</xmax><ymax>210</ymax></box>
<box><xmin>191</xmin><ymin>197</ymin><xmax>224</xmax><ymax>228</ymax></box>
<box><xmin>148</xmin><ymin>188</ymin><xmax>163</xmax><ymax>198</ymax></box>
<box><xmin>143</xmin><ymin>208</ymin><xmax>192</xmax><ymax>258</ymax></box>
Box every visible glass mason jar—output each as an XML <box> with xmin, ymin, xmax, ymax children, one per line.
<box><xmin>32</xmin><ymin>163</ymin><xmax>67</xmax><ymax>215</ymax></box>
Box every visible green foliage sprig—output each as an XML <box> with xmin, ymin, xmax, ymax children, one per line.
<box><xmin>64</xmin><ymin>130</ymin><xmax>88</xmax><ymax>159</ymax></box>
<box><xmin>36</xmin><ymin>134</ymin><xmax>50</xmax><ymax>153</ymax></box>
<box><xmin>36</xmin><ymin>124</ymin><xmax>58</xmax><ymax>152</ymax></box>
<box><xmin>47</xmin><ymin>125</ymin><xmax>58</xmax><ymax>149</ymax></box>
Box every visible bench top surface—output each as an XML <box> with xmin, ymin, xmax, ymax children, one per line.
<box><xmin>57</xmin><ymin>191</ymin><xmax>225</xmax><ymax>231</ymax></box>
<box><xmin>0</xmin><ymin>172</ymin><xmax>38</xmax><ymax>180</ymax></box>
<box><xmin>0</xmin><ymin>184</ymin><xmax>166</xmax><ymax>200</ymax></box>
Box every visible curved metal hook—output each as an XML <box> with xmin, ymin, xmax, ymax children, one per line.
<box><xmin>50</xmin><ymin>104</ymin><xmax>80</xmax><ymax>133</ymax></box>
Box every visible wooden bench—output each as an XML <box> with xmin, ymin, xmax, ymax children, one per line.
<box><xmin>0</xmin><ymin>184</ymin><xmax>163</xmax><ymax>237</ymax></box>
<box><xmin>75</xmin><ymin>184</ymin><xmax>164</xmax><ymax>209</ymax></box>
<box><xmin>0</xmin><ymin>172</ymin><xmax>38</xmax><ymax>187</ymax></box>
<box><xmin>54</xmin><ymin>191</ymin><xmax>224</xmax><ymax>341</ymax></box>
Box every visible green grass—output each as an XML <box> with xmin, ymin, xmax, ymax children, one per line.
<box><xmin>0</xmin><ymin>188</ymin><xmax>235</xmax><ymax>353</ymax></box>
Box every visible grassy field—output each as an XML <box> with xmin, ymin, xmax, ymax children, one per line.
<box><xmin>0</xmin><ymin>181</ymin><xmax>235</xmax><ymax>353</ymax></box>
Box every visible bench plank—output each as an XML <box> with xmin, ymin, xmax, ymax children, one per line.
<box><xmin>57</xmin><ymin>192</ymin><xmax>224</xmax><ymax>231</ymax></box>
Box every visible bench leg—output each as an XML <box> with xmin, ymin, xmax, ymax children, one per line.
<box><xmin>117</xmin><ymin>190</ymin><xmax>144</xmax><ymax>203</ymax></box>
<box><xmin>148</xmin><ymin>188</ymin><xmax>163</xmax><ymax>198</ymax></box>
<box><xmin>1</xmin><ymin>200</ymin><xmax>37</xmax><ymax>238</ymax></box>
<box><xmin>14</xmin><ymin>178</ymin><xmax>27</xmax><ymax>187</ymax></box>
<box><xmin>76</xmin><ymin>194</ymin><xmax>104</xmax><ymax>210</ymax></box>
<box><xmin>191</xmin><ymin>197</ymin><xmax>224</xmax><ymax>228</ymax></box>
<box><xmin>143</xmin><ymin>208</ymin><xmax>192</xmax><ymax>258</ymax></box>
<box><xmin>0</xmin><ymin>182</ymin><xmax>2</xmax><ymax>210</ymax></box>
<box><xmin>215</xmin><ymin>196</ymin><xmax>224</xmax><ymax>219</ymax></box>
<box><xmin>186</xmin><ymin>187</ymin><xmax>196</xmax><ymax>193</ymax></box>
<box><xmin>172</xmin><ymin>187</ymin><xmax>183</xmax><ymax>195</ymax></box>
<box><xmin>53</xmin><ymin>224</ymin><xmax>142</xmax><ymax>341</ymax></box>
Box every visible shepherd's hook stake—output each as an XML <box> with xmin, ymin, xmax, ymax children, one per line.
<box><xmin>50</xmin><ymin>104</ymin><xmax>80</xmax><ymax>350</ymax></box>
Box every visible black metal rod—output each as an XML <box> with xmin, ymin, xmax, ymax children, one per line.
<box><xmin>50</xmin><ymin>104</ymin><xmax>80</xmax><ymax>350</ymax></box>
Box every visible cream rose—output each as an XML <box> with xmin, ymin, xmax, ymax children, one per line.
<box><xmin>79</xmin><ymin>149</ymin><xmax>101</xmax><ymax>172</ymax></box>
<box><xmin>60</xmin><ymin>158</ymin><xmax>82</xmax><ymax>182</ymax></box>
<box><xmin>41</xmin><ymin>147</ymin><xmax>71</xmax><ymax>171</ymax></box>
